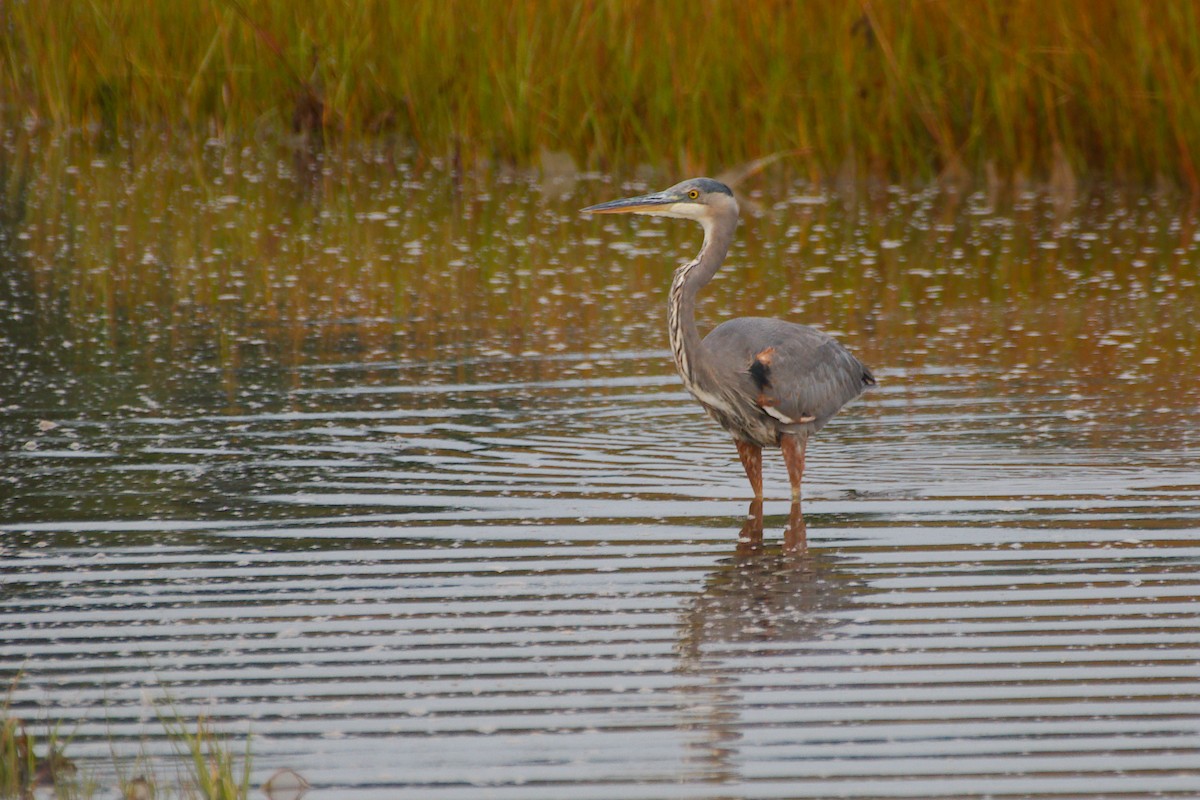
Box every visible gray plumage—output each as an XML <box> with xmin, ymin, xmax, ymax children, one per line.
<box><xmin>704</xmin><ymin>317</ymin><xmax>874</xmax><ymax>442</ymax></box>
<box><xmin>583</xmin><ymin>177</ymin><xmax>875</xmax><ymax>504</ymax></box>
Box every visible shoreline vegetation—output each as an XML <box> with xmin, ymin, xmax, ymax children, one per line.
<box><xmin>2</xmin><ymin>1</ymin><xmax>1199</xmax><ymax>188</ymax></box>
<box><xmin>1</xmin><ymin>702</ymin><xmax>262</xmax><ymax>800</ymax></box>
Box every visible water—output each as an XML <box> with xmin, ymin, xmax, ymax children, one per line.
<box><xmin>2</xmin><ymin>138</ymin><xmax>1200</xmax><ymax>798</ymax></box>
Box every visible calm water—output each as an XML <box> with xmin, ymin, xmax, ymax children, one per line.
<box><xmin>2</xmin><ymin>138</ymin><xmax>1200</xmax><ymax>798</ymax></box>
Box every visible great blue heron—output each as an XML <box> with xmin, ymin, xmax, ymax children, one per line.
<box><xmin>583</xmin><ymin>177</ymin><xmax>875</xmax><ymax>506</ymax></box>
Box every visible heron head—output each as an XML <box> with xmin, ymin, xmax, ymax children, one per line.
<box><xmin>581</xmin><ymin>177</ymin><xmax>737</xmax><ymax>222</ymax></box>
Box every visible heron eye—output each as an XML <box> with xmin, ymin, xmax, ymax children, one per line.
<box><xmin>687</xmin><ymin>190</ymin><xmax>699</xmax><ymax>199</ymax></box>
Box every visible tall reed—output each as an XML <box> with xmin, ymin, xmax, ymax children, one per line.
<box><xmin>2</xmin><ymin>1</ymin><xmax>1199</xmax><ymax>185</ymax></box>
<box><xmin>0</xmin><ymin>693</ymin><xmax>252</xmax><ymax>800</ymax></box>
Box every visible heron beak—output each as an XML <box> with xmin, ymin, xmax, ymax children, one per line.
<box><xmin>581</xmin><ymin>190</ymin><xmax>682</xmax><ymax>215</ymax></box>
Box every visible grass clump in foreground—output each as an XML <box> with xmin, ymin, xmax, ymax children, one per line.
<box><xmin>2</xmin><ymin>1</ymin><xmax>1200</xmax><ymax>185</ymax></box>
<box><xmin>161</xmin><ymin>715</ymin><xmax>252</xmax><ymax>800</ymax></box>
<box><xmin>0</xmin><ymin>715</ymin><xmax>85</xmax><ymax>799</ymax></box>
<box><xmin>0</xmin><ymin>703</ymin><xmax>256</xmax><ymax>800</ymax></box>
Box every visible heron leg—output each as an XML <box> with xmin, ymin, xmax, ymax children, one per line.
<box><xmin>780</xmin><ymin>434</ymin><xmax>807</xmax><ymax>503</ymax></box>
<box><xmin>734</xmin><ymin>440</ymin><xmax>763</xmax><ymax>500</ymax></box>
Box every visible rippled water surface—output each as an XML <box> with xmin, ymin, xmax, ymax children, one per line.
<box><xmin>3</xmin><ymin>140</ymin><xmax>1200</xmax><ymax>798</ymax></box>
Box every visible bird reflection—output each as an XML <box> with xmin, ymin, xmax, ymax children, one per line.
<box><xmin>676</xmin><ymin>504</ymin><xmax>862</xmax><ymax>786</ymax></box>
<box><xmin>682</xmin><ymin>502</ymin><xmax>850</xmax><ymax>658</ymax></box>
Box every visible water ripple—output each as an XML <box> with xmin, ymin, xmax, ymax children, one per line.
<box><xmin>4</xmin><ymin>357</ymin><xmax>1200</xmax><ymax>799</ymax></box>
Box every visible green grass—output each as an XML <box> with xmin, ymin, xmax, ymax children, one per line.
<box><xmin>0</xmin><ymin>715</ymin><xmax>81</xmax><ymax>799</ymax></box>
<box><xmin>2</xmin><ymin>1</ymin><xmax>1199</xmax><ymax>184</ymax></box>
<box><xmin>0</xmin><ymin>715</ymin><xmax>35</xmax><ymax>797</ymax></box>
<box><xmin>161</xmin><ymin>715</ymin><xmax>252</xmax><ymax>800</ymax></box>
<box><xmin>1</xmin><ymin>683</ymin><xmax>252</xmax><ymax>800</ymax></box>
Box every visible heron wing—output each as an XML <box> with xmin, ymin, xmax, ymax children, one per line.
<box><xmin>702</xmin><ymin>317</ymin><xmax>874</xmax><ymax>431</ymax></box>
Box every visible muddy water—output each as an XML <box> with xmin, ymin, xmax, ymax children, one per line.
<box><xmin>2</xmin><ymin>141</ymin><xmax>1200</xmax><ymax>798</ymax></box>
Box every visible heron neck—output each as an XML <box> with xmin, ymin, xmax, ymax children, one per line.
<box><xmin>668</xmin><ymin>210</ymin><xmax>735</xmax><ymax>391</ymax></box>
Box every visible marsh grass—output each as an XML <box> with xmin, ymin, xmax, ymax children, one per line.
<box><xmin>0</xmin><ymin>715</ymin><xmax>35</xmax><ymax>797</ymax></box>
<box><xmin>2</xmin><ymin>1</ymin><xmax>1200</xmax><ymax>184</ymax></box>
<box><xmin>0</xmin><ymin>715</ymin><xmax>79</xmax><ymax>799</ymax></box>
<box><xmin>0</xmin><ymin>713</ymin><xmax>250</xmax><ymax>800</ymax></box>
<box><xmin>1</xmin><ymin>678</ymin><xmax>252</xmax><ymax>800</ymax></box>
<box><xmin>160</xmin><ymin>714</ymin><xmax>252</xmax><ymax>800</ymax></box>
